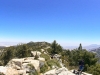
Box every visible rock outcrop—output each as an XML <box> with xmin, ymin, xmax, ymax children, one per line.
<box><xmin>44</xmin><ymin>67</ymin><xmax>75</xmax><ymax>75</ymax></box>
<box><xmin>0</xmin><ymin>51</ymin><xmax>93</xmax><ymax>75</ymax></box>
<box><xmin>44</xmin><ymin>67</ymin><xmax>92</xmax><ymax>75</ymax></box>
<box><xmin>0</xmin><ymin>51</ymin><xmax>44</xmax><ymax>75</ymax></box>
<box><xmin>0</xmin><ymin>66</ymin><xmax>24</xmax><ymax>75</ymax></box>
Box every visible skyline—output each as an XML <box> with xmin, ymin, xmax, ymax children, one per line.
<box><xmin>0</xmin><ymin>0</ymin><xmax>100</xmax><ymax>46</ymax></box>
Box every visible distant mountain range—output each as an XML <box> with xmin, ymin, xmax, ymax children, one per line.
<box><xmin>83</xmin><ymin>44</ymin><xmax>100</xmax><ymax>50</ymax></box>
<box><xmin>1</xmin><ymin>42</ymin><xmax>100</xmax><ymax>51</ymax></box>
<box><xmin>90</xmin><ymin>47</ymin><xmax>100</xmax><ymax>52</ymax></box>
<box><xmin>63</xmin><ymin>44</ymin><xmax>100</xmax><ymax>50</ymax></box>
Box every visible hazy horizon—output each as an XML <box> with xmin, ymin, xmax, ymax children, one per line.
<box><xmin>0</xmin><ymin>41</ymin><xmax>100</xmax><ymax>48</ymax></box>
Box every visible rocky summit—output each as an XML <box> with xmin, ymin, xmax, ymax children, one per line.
<box><xmin>0</xmin><ymin>50</ymin><xmax>92</xmax><ymax>75</ymax></box>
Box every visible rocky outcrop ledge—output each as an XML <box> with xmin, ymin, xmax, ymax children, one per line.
<box><xmin>44</xmin><ymin>67</ymin><xmax>92</xmax><ymax>75</ymax></box>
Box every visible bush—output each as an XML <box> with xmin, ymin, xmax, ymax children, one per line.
<box><xmin>87</xmin><ymin>64</ymin><xmax>100</xmax><ymax>75</ymax></box>
<box><xmin>29</xmin><ymin>71</ymin><xmax>38</xmax><ymax>75</ymax></box>
<box><xmin>28</xmin><ymin>64</ymin><xmax>35</xmax><ymax>70</ymax></box>
<box><xmin>40</xmin><ymin>63</ymin><xmax>48</xmax><ymax>73</ymax></box>
<box><xmin>28</xmin><ymin>64</ymin><xmax>38</xmax><ymax>75</ymax></box>
<box><xmin>47</xmin><ymin>59</ymin><xmax>61</xmax><ymax>69</ymax></box>
<box><xmin>40</xmin><ymin>54</ymin><xmax>50</xmax><ymax>61</ymax></box>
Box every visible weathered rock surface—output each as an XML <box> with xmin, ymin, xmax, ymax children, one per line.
<box><xmin>0</xmin><ymin>54</ymin><xmax>44</xmax><ymax>75</ymax></box>
<box><xmin>44</xmin><ymin>67</ymin><xmax>92</xmax><ymax>75</ymax></box>
<box><xmin>44</xmin><ymin>67</ymin><xmax>75</xmax><ymax>75</ymax></box>
<box><xmin>0</xmin><ymin>51</ymin><xmax>92</xmax><ymax>75</ymax></box>
<box><xmin>0</xmin><ymin>66</ymin><xmax>26</xmax><ymax>75</ymax></box>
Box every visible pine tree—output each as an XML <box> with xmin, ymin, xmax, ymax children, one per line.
<box><xmin>51</xmin><ymin>40</ymin><xmax>58</xmax><ymax>54</ymax></box>
<box><xmin>51</xmin><ymin>40</ymin><xmax>63</xmax><ymax>54</ymax></box>
<box><xmin>78</xmin><ymin>43</ymin><xmax>82</xmax><ymax>50</ymax></box>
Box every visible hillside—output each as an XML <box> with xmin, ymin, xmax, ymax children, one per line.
<box><xmin>27</xmin><ymin>41</ymin><xmax>51</xmax><ymax>48</ymax></box>
<box><xmin>0</xmin><ymin>41</ymin><xmax>98</xmax><ymax>75</ymax></box>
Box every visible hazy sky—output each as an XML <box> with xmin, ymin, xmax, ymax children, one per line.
<box><xmin>0</xmin><ymin>0</ymin><xmax>100</xmax><ymax>46</ymax></box>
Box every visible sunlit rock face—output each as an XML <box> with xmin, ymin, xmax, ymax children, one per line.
<box><xmin>44</xmin><ymin>67</ymin><xmax>74</xmax><ymax>75</ymax></box>
<box><xmin>0</xmin><ymin>56</ymin><xmax>44</xmax><ymax>75</ymax></box>
<box><xmin>0</xmin><ymin>66</ymin><xmax>25</xmax><ymax>75</ymax></box>
<box><xmin>44</xmin><ymin>67</ymin><xmax>92</xmax><ymax>75</ymax></box>
<box><xmin>0</xmin><ymin>51</ymin><xmax>92</xmax><ymax>75</ymax></box>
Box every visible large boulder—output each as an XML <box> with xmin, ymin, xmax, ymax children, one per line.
<box><xmin>22</xmin><ymin>63</ymin><xmax>36</xmax><ymax>74</ymax></box>
<box><xmin>23</xmin><ymin>59</ymin><xmax>40</xmax><ymax>71</ymax></box>
<box><xmin>38</xmin><ymin>57</ymin><xmax>45</xmax><ymax>61</ymax></box>
<box><xmin>6</xmin><ymin>57</ymin><xmax>41</xmax><ymax>72</ymax></box>
<box><xmin>0</xmin><ymin>66</ymin><xmax>7</xmax><ymax>74</ymax></box>
<box><xmin>6</xmin><ymin>58</ymin><xmax>24</xmax><ymax>70</ymax></box>
<box><xmin>6</xmin><ymin>67</ymin><xmax>19</xmax><ymax>75</ymax></box>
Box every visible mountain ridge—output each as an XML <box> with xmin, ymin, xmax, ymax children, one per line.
<box><xmin>63</xmin><ymin>44</ymin><xmax>100</xmax><ymax>50</ymax></box>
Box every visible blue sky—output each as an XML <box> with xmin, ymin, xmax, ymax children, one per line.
<box><xmin>0</xmin><ymin>0</ymin><xmax>100</xmax><ymax>46</ymax></box>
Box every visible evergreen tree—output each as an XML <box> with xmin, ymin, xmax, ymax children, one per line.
<box><xmin>17</xmin><ymin>44</ymin><xmax>31</xmax><ymax>58</ymax></box>
<box><xmin>51</xmin><ymin>40</ymin><xmax>62</xmax><ymax>54</ymax></box>
<box><xmin>78</xmin><ymin>43</ymin><xmax>82</xmax><ymax>50</ymax></box>
<box><xmin>51</xmin><ymin>40</ymin><xmax>58</xmax><ymax>54</ymax></box>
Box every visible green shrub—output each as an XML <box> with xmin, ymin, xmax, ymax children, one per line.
<box><xmin>28</xmin><ymin>64</ymin><xmax>38</xmax><ymax>75</ymax></box>
<box><xmin>27</xmin><ymin>64</ymin><xmax>35</xmax><ymax>69</ymax></box>
<box><xmin>29</xmin><ymin>71</ymin><xmax>38</xmax><ymax>75</ymax></box>
<box><xmin>47</xmin><ymin>59</ymin><xmax>61</xmax><ymax>69</ymax></box>
<box><xmin>40</xmin><ymin>63</ymin><xmax>48</xmax><ymax>73</ymax></box>
<box><xmin>40</xmin><ymin>54</ymin><xmax>50</xmax><ymax>61</ymax></box>
<box><xmin>87</xmin><ymin>64</ymin><xmax>100</xmax><ymax>75</ymax></box>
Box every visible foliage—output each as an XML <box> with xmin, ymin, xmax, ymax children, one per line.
<box><xmin>27</xmin><ymin>41</ymin><xmax>51</xmax><ymax>51</ymax></box>
<box><xmin>40</xmin><ymin>63</ymin><xmax>48</xmax><ymax>73</ymax></box>
<box><xmin>40</xmin><ymin>53</ymin><xmax>50</xmax><ymax>61</ymax></box>
<box><xmin>28</xmin><ymin>64</ymin><xmax>38</xmax><ymax>75</ymax></box>
<box><xmin>34</xmin><ymin>52</ymin><xmax>39</xmax><ymax>60</ymax></box>
<box><xmin>16</xmin><ymin>45</ymin><xmax>31</xmax><ymax>58</ymax></box>
<box><xmin>87</xmin><ymin>64</ymin><xmax>100</xmax><ymax>75</ymax></box>
<box><xmin>0</xmin><ymin>41</ymin><xmax>51</xmax><ymax>65</ymax></box>
<box><xmin>61</xmin><ymin>44</ymin><xmax>98</xmax><ymax>72</ymax></box>
<box><xmin>0</xmin><ymin>41</ymin><xmax>99</xmax><ymax>75</ymax></box>
<box><xmin>78</xmin><ymin>43</ymin><xmax>82</xmax><ymax>50</ymax></box>
<box><xmin>91</xmin><ymin>47</ymin><xmax>100</xmax><ymax>63</ymax></box>
<box><xmin>50</xmin><ymin>40</ymin><xmax>63</xmax><ymax>54</ymax></box>
<box><xmin>0</xmin><ymin>46</ymin><xmax>15</xmax><ymax>65</ymax></box>
<box><xmin>29</xmin><ymin>70</ymin><xmax>38</xmax><ymax>75</ymax></box>
<box><xmin>0</xmin><ymin>45</ymin><xmax>32</xmax><ymax>65</ymax></box>
<box><xmin>28</xmin><ymin>64</ymin><xmax>35</xmax><ymax>69</ymax></box>
<box><xmin>47</xmin><ymin>59</ymin><xmax>61</xmax><ymax>69</ymax></box>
